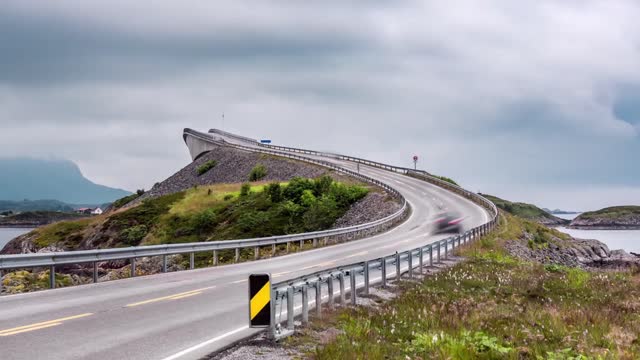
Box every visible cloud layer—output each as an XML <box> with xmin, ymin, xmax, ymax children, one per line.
<box><xmin>1</xmin><ymin>0</ymin><xmax>639</xmax><ymax>210</ymax></box>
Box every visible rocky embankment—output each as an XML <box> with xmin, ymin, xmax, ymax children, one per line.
<box><xmin>130</xmin><ymin>146</ymin><xmax>327</xmax><ymax>206</ymax></box>
<box><xmin>505</xmin><ymin>227</ymin><xmax>640</xmax><ymax>270</ymax></box>
<box><xmin>569</xmin><ymin>206</ymin><xmax>640</xmax><ymax>229</ymax></box>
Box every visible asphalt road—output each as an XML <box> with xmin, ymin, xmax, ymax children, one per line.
<box><xmin>0</xmin><ymin>138</ymin><xmax>489</xmax><ymax>360</ymax></box>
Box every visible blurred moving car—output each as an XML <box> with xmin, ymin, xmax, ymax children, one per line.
<box><xmin>433</xmin><ymin>212</ymin><xmax>464</xmax><ymax>234</ymax></box>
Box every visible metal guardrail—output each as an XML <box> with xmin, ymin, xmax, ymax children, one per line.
<box><xmin>0</xmin><ymin>130</ymin><xmax>410</xmax><ymax>292</ymax></box>
<box><xmin>268</xmin><ymin>219</ymin><xmax>497</xmax><ymax>338</ymax></box>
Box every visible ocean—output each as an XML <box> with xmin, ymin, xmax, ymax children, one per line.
<box><xmin>0</xmin><ymin>228</ymin><xmax>33</xmax><ymax>251</ymax></box>
<box><xmin>553</xmin><ymin>213</ymin><xmax>640</xmax><ymax>253</ymax></box>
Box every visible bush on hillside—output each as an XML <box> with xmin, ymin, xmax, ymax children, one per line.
<box><xmin>248</xmin><ymin>164</ymin><xmax>267</xmax><ymax>182</ymax></box>
<box><xmin>196</xmin><ymin>160</ymin><xmax>217</xmax><ymax>176</ymax></box>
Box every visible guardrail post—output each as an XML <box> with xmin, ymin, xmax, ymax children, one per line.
<box><xmin>381</xmin><ymin>257</ymin><xmax>387</xmax><ymax>288</ymax></box>
<box><xmin>286</xmin><ymin>242</ymin><xmax>290</xmax><ymax>254</ymax></box>
<box><xmin>315</xmin><ymin>282</ymin><xmax>322</xmax><ymax>317</ymax></box>
<box><xmin>93</xmin><ymin>261</ymin><xmax>98</xmax><ymax>283</ymax></box>
<box><xmin>313</xmin><ymin>238</ymin><xmax>318</xmax><ymax>248</ymax></box>
<box><xmin>287</xmin><ymin>287</ymin><xmax>295</xmax><ymax>331</ymax></box>
<box><xmin>213</xmin><ymin>250</ymin><xmax>218</xmax><ymax>266</ymax></box>
<box><xmin>190</xmin><ymin>253</ymin><xmax>195</xmax><ymax>270</ymax></box>
<box><xmin>271</xmin><ymin>244</ymin><xmax>276</xmax><ymax>256</ymax></box>
<box><xmin>451</xmin><ymin>237</ymin><xmax>456</xmax><ymax>252</ymax></box>
<box><xmin>299</xmin><ymin>240</ymin><xmax>304</xmax><ymax>251</ymax></box>
<box><xmin>302</xmin><ymin>286</ymin><xmax>309</xmax><ymax>325</ymax></box>
<box><xmin>437</xmin><ymin>243</ymin><xmax>441</xmax><ymax>263</ymax></box>
<box><xmin>338</xmin><ymin>273</ymin><xmax>345</xmax><ymax>305</ymax></box>
<box><xmin>0</xmin><ymin>269</ymin><xmax>4</xmax><ymax>295</ymax></box>
<box><xmin>49</xmin><ymin>265</ymin><xmax>56</xmax><ymax>289</ymax></box>
<box><xmin>407</xmin><ymin>251</ymin><xmax>413</xmax><ymax>279</ymax></box>
<box><xmin>327</xmin><ymin>278</ymin><xmax>334</xmax><ymax>308</ymax></box>
<box><xmin>444</xmin><ymin>240</ymin><xmax>448</xmax><ymax>259</ymax></box>
<box><xmin>395</xmin><ymin>252</ymin><xmax>401</xmax><ymax>281</ymax></box>
<box><xmin>235</xmin><ymin>248</ymin><xmax>240</xmax><ymax>263</ymax></box>
<box><xmin>254</xmin><ymin>247</ymin><xmax>260</xmax><ymax>260</ymax></box>
<box><xmin>131</xmin><ymin>258</ymin><xmax>136</xmax><ymax>277</ymax></box>
<box><xmin>162</xmin><ymin>255</ymin><xmax>168</xmax><ymax>272</ymax></box>
<box><xmin>363</xmin><ymin>261</ymin><xmax>370</xmax><ymax>295</ymax></box>
<box><xmin>419</xmin><ymin>247</ymin><xmax>424</xmax><ymax>274</ymax></box>
<box><xmin>350</xmin><ymin>270</ymin><xmax>357</xmax><ymax>305</ymax></box>
<box><xmin>429</xmin><ymin>245</ymin><xmax>434</xmax><ymax>266</ymax></box>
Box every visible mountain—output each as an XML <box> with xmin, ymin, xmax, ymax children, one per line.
<box><xmin>0</xmin><ymin>158</ymin><xmax>131</xmax><ymax>204</ymax></box>
<box><xmin>542</xmin><ymin>208</ymin><xmax>581</xmax><ymax>215</ymax></box>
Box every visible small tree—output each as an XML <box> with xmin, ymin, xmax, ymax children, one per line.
<box><xmin>240</xmin><ymin>183</ymin><xmax>251</xmax><ymax>197</ymax></box>
<box><xmin>266</xmin><ymin>183</ymin><xmax>282</xmax><ymax>203</ymax></box>
<box><xmin>248</xmin><ymin>164</ymin><xmax>267</xmax><ymax>182</ymax></box>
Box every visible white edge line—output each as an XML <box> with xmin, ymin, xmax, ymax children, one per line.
<box><xmin>160</xmin><ymin>326</ymin><xmax>249</xmax><ymax>360</ymax></box>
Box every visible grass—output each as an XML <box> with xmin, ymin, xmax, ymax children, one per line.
<box><xmin>33</xmin><ymin>218</ymin><xmax>96</xmax><ymax>249</ymax></box>
<box><xmin>312</xmin><ymin>214</ymin><xmax>640</xmax><ymax>359</ymax></box>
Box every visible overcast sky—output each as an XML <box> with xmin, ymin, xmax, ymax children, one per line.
<box><xmin>1</xmin><ymin>1</ymin><xmax>639</xmax><ymax>210</ymax></box>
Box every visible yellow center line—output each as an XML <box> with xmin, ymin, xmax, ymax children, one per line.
<box><xmin>126</xmin><ymin>286</ymin><xmax>215</xmax><ymax>308</ymax></box>
<box><xmin>169</xmin><ymin>292</ymin><xmax>202</xmax><ymax>301</ymax></box>
<box><xmin>0</xmin><ymin>313</ymin><xmax>93</xmax><ymax>337</ymax></box>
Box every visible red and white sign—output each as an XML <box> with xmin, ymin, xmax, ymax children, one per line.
<box><xmin>413</xmin><ymin>155</ymin><xmax>419</xmax><ymax>162</ymax></box>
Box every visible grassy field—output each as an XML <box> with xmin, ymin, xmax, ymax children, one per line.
<box><xmin>481</xmin><ymin>194</ymin><xmax>563</xmax><ymax>223</ymax></box>
<box><xmin>311</xmin><ymin>214</ymin><xmax>640</xmax><ymax>359</ymax></box>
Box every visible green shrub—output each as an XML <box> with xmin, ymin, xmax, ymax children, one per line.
<box><xmin>191</xmin><ymin>209</ymin><xmax>217</xmax><ymax>234</ymax></box>
<box><xmin>119</xmin><ymin>225</ymin><xmax>148</xmax><ymax>246</ymax></box>
<box><xmin>196</xmin><ymin>160</ymin><xmax>217</xmax><ymax>176</ymax></box>
<box><xmin>248</xmin><ymin>164</ymin><xmax>267</xmax><ymax>181</ymax></box>
<box><xmin>240</xmin><ymin>183</ymin><xmax>251</xmax><ymax>197</ymax></box>
<box><xmin>266</xmin><ymin>183</ymin><xmax>282</xmax><ymax>203</ymax></box>
<box><xmin>112</xmin><ymin>191</ymin><xmax>144</xmax><ymax>209</ymax></box>
<box><xmin>223</xmin><ymin>194</ymin><xmax>234</xmax><ymax>201</ymax></box>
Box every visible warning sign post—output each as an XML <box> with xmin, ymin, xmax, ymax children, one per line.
<box><xmin>249</xmin><ymin>273</ymin><xmax>272</xmax><ymax>329</ymax></box>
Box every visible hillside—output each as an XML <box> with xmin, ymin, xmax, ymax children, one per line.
<box><xmin>0</xmin><ymin>158</ymin><xmax>130</xmax><ymax>204</ymax></box>
<box><xmin>0</xmin><ymin>200</ymin><xmax>75</xmax><ymax>213</ymax></box>
<box><xmin>571</xmin><ymin>206</ymin><xmax>640</xmax><ymax>229</ymax></box>
<box><xmin>480</xmin><ymin>193</ymin><xmax>569</xmax><ymax>225</ymax></box>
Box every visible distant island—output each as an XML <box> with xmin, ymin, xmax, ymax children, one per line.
<box><xmin>570</xmin><ymin>206</ymin><xmax>640</xmax><ymax>229</ymax></box>
<box><xmin>0</xmin><ymin>211</ymin><xmax>90</xmax><ymax>227</ymax></box>
<box><xmin>543</xmin><ymin>208</ymin><xmax>581</xmax><ymax>215</ymax></box>
<box><xmin>0</xmin><ymin>158</ymin><xmax>131</xmax><ymax>204</ymax></box>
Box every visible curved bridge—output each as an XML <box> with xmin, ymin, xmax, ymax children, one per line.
<box><xmin>0</xmin><ymin>129</ymin><xmax>496</xmax><ymax>360</ymax></box>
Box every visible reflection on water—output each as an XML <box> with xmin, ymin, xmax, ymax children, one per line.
<box><xmin>557</xmin><ymin>227</ymin><xmax>640</xmax><ymax>254</ymax></box>
<box><xmin>0</xmin><ymin>228</ymin><xmax>33</xmax><ymax>250</ymax></box>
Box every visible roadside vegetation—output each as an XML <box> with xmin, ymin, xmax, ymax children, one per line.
<box><xmin>432</xmin><ymin>175</ymin><xmax>458</xmax><ymax>186</ymax></box>
<box><xmin>310</xmin><ymin>213</ymin><xmax>640</xmax><ymax>359</ymax></box>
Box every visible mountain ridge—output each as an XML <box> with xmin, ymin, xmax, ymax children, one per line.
<box><xmin>0</xmin><ymin>158</ymin><xmax>131</xmax><ymax>204</ymax></box>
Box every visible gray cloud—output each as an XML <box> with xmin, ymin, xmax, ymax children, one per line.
<box><xmin>1</xmin><ymin>0</ymin><xmax>640</xmax><ymax>210</ymax></box>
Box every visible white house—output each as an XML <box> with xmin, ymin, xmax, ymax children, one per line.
<box><xmin>91</xmin><ymin>207</ymin><xmax>103</xmax><ymax>215</ymax></box>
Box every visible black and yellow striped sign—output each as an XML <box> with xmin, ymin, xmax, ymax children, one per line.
<box><xmin>249</xmin><ymin>274</ymin><xmax>271</xmax><ymax>328</ymax></box>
